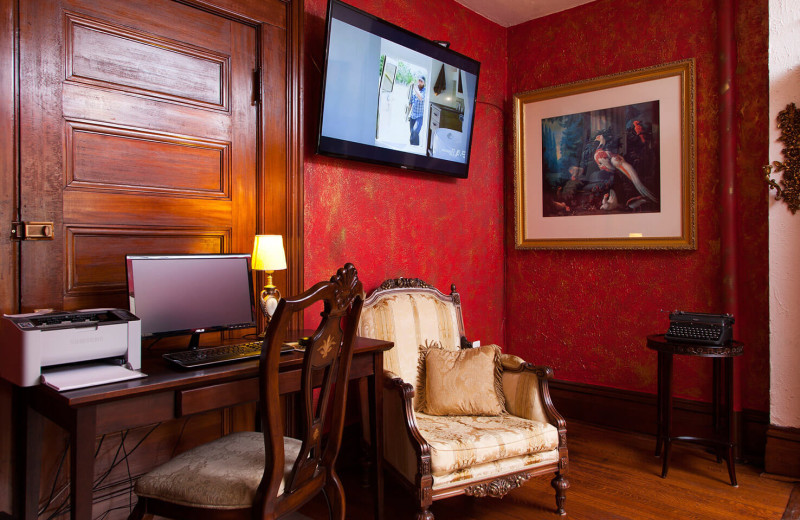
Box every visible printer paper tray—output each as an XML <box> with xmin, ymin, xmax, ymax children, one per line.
<box><xmin>41</xmin><ymin>363</ymin><xmax>146</xmax><ymax>392</ymax></box>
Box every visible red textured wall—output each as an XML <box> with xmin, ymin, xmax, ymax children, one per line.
<box><xmin>505</xmin><ymin>0</ymin><xmax>769</xmax><ymax>411</ymax></box>
<box><xmin>303</xmin><ymin>0</ymin><xmax>508</xmax><ymax>344</ymax></box>
<box><xmin>302</xmin><ymin>0</ymin><xmax>769</xmax><ymax>412</ymax></box>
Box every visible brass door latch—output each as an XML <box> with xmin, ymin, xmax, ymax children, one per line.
<box><xmin>11</xmin><ymin>221</ymin><xmax>54</xmax><ymax>240</ymax></box>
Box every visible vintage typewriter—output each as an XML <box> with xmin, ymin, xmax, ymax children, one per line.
<box><xmin>665</xmin><ymin>311</ymin><xmax>734</xmax><ymax>346</ymax></box>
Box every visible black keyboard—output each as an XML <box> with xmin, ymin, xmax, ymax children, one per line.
<box><xmin>163</xmin><ymin>341</ymin><xmax>264</xmax><ymax>368</ymax></box>
<box><xmin>163</xmin><ymin>341</ymin><xmax>299</xmax><ymax>368</ymax></box>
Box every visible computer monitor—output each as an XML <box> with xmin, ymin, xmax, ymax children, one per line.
<box><xmin>125</xmin><ymin>254</ymin><xmax>255</xmax><ymax>349</ymax></box>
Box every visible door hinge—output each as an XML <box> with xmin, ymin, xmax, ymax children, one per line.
<box><xmin>11</xmin><ymin>221</ymin><xmax>54</xmax><ymax>240</ymax></box>
<box><xmin>253</xmin><ymin>67</ymin><xmax>262</xmax><ymax>105</ymax></box>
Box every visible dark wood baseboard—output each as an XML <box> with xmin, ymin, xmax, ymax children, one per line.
<box><xmin>549</xmin><ymin>379</ymin><xmax>769</xmax><ymax>464</ymax></box>
<box><xmin>766</xmin><ymin>425</ymin><xmax>800</xmax><ymax>479</ymax></box>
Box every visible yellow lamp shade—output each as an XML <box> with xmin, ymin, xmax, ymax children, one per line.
<box><xmin>252</xmin><ymin>235</ymin><xmax>287</xmax><ymax>272</ymax></box>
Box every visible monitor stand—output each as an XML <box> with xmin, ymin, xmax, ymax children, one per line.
<box><xmin>188</xmin><ymin>331</ymin><xmax>202</xmax><ymax>350</ymax></box>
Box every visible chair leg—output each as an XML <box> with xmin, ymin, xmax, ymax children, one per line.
<box><xmin>323</xmin><ymin>472</ymin><xmax>346</xmax><ymax>520</ymax></box>
<box><xmin>416</xmin><ymin>507</ymin><xmax>434</xmax><ymax>520</ymax></box>
<box><xmin>321</xmin><ymin>488</ymin><xmax>333</xmax><ymax>520</ymax></box>
<box><xmin>127</xmin><ymin>499</ymin><xmax>151</xmax><ymax>520</ymax></box>
<box><xmin>551</xmin><ymin>472</ymin><xmax>569</xmax><ymax>516</ymax></box>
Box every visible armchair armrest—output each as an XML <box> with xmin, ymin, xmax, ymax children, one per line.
<box><xmin>500</xmin><ymin>354</ymin><xmax>566</xmax><ymax>431</ymax></box>
<box><xmin>501</xmin><ymin>353</ymin><xmax>569</xmax><ymax>478</ymax></box>
<box><xmin>382</xmin><ymin>370</ymin><xmax>434</xmax><ymax>487</ymax></box>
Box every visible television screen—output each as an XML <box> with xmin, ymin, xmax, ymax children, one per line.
<box><xmin>316</xmin><ymin>0</ymin><xmax>480</xmax><ymax>179</ymax></box>
<box><xmin>125</xmin><ymin>254</ymin><xmax>255</xmax><ymax>341</ymax></box>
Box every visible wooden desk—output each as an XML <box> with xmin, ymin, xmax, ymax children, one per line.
<box><xmin>12</xmin><ymin>335</ymin><xmax>392</xmax><ymax>520</ymax></box>
<box><xmin>647</xmin><ymin>334</ymin><xmax>743</xmax><ymax>486</ymax></box>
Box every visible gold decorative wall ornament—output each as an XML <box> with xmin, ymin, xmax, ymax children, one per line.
<box><xmin>765</xmin><ymin>102</ymin><xmax>800</xmax><ymax>214</ymax></box>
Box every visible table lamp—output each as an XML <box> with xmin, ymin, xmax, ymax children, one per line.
<box><xmin>251</xmin><ymin>235</ymin><xmax>287</xmax><ymax>324</ymax></box>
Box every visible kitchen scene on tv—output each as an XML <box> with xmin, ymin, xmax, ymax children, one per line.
<box><xmin>376</xmin><ymin>50</ymin><xmax>475</xmax><ymax>163</ymax></box>
<box><xmin>318</xmin><ymin>11</ymin><xmax>478</xmax><ymax>169</ymax></box>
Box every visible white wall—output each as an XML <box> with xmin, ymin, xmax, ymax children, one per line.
<box><xmin>769</xmin><ymin>0</ymin><xmax>800</xmax><ymax>428</ymax></box>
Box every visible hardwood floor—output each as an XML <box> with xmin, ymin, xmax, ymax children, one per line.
<box><xmin>316</xmin><ymin>420</ymin><xmax>797</xmax><ymax>520</ymax></box>
<box><xmin>9</xmin><ymin>420</ymin><xmax>792</xmax><ymax>519</ymax></box>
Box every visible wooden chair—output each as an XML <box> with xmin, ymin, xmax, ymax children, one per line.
<box><xmin>357</xmin><ymin>277</ymin><xmax>569</xmax><ymax>520</ymax></box>
<box><xmin>128</xmin><ymin>263</ymin><xmax>364</xmax><ymax>520</ymax></box>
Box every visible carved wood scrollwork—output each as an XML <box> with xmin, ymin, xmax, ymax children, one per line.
<box><xmin>331</xmin><ymin>262</ymin><xmax>361</xmax><ymax>310</ymax></box>
<box><xmin>464</xmin><ymin>473</ymin><xmax>532</xmax><ymax>498</ymax></box>
<box><xmin>379</xmin><ymin>277</ymin><xmax>433</xmax><ymax>290</ymax></box>
<box><xmin>765</xmin><ymin>102</ymin><xmax>800</xmax><ymax>214</ymax></box>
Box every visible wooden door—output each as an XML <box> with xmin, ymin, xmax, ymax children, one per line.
<box><xmin>19</xmin><ymin>0</ymin><xmax>259</xmax><ymax>311</ymax></box>
<box><xmin>2</xmin><ymin>0</ymin><xmax>302</xmax><ymax>515</ymax></box>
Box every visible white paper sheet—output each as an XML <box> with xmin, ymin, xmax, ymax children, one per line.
<box><xmin>41</xmin><ymin>364</ymin><xmax>146</xmax><ymax>392</ymax></box>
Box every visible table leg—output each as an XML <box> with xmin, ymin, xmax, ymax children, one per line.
<box><xmin>660</xmin><ymin>353</ymin><xmax>674</xmax><ymax>479</ymax></box>
<box><xmin>369</xmin><ymin>352</ymin><xmax>385</xmax><ymax>520</ymax></box>
<box><xmin>713</xmin><ymin>357</ymin><xmax>721</xmax><ymax>434</ymax></box>
<box><xmin>70</xmin><ymin>406</ymin><xmax>97</xmax><ymax>520</ymax></box>
<box><xmin>724</xmin><ymin>358</ymin><xmax>737</xmax><ymax>487</ymax></box>
<box><xmin>12</xmin><ymin>386</ymin><xmax>42</xmax><ymax>520</ymax></box>
<box><xmin>655</xmin><ymin>351</ymin><xmax>665</xmax><ymax>457</ymax></box>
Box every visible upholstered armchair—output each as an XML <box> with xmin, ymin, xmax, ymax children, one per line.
<box><xmin>357</xmin><ymin>278</ymin><xmax>568</xmax><ymax>519</ymax></box>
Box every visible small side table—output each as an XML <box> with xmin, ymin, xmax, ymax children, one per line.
<box><xmin>647</xmin><ymin>334</ymin><xmax>743</xmax><ymax>486</ymax></box>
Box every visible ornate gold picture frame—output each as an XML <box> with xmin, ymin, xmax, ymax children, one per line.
<box><xmin>513</xmin><ymin>59</ymin><xmax>696</xmax><ymax>250</ymax></box>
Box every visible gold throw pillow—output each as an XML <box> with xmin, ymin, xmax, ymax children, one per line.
<box><xmin>421</xmin><ymin>344</ymin><xmax>505</xmax><ymax>416</ymax></box>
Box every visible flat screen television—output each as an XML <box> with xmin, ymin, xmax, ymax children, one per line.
<box><xmin>316</xmin><ymin>0</ymin><xmax>480</xmax><ymax>179</ymax></box>
<box><xmin>125</xmin><ymin>254</ymin><xmax>255</xmax><ymax>349</ymax></box>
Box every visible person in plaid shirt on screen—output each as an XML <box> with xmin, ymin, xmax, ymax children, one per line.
<box><xmin>408</xmin><ymin>75</ymin><xmax>426</xmax><ymax>146</ymax></box>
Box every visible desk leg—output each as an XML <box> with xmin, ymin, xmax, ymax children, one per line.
<box><xmin>69</xmin><ymin>407</ymin><xmax>97</xmax><ymax>520</ymax></box>
<box><xmin>12</xmin><ymin>386</ymin><xmax>42</xmax><ymax>520</ymax></box>
<box><xmin>369</xmin><ymin>352</ymin><xmax>384</xmax><ymax>520</ymax></box>
<box><xmin>357</xmin><ymin>377</ymin><xmax>371</xmax><ymax>487</ymax></box>
<box><xmin>660</xmin><ymin>353</ymin><xmax>674</xmax><ymax>479</ymax></box>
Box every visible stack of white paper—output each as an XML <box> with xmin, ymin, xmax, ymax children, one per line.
<box><xmin>41</xmin><ymin>364</ymin><xmax>146</xmax><ymax>392</ymax></box>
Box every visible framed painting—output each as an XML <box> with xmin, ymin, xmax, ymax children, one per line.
<box><xmin>513</xmin><ymin>59</ymin><xmax>696</xmax><ymax>249</ymax></box>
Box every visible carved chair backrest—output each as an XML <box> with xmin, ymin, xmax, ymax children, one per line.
<box><xmin>358</xmin><ymin>278</ymin><xmax>465</xmax><ymax>404</ymax></box>
<box><xmin>255</xmin><ymin>263</ymin><xmax>363</xmax><ymax>514</ymax></box>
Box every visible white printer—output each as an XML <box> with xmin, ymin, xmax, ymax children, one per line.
<box><xmin>0</xmin><ymin>308</ymin><xmax>144</xmax><ymax>389</ymax></box>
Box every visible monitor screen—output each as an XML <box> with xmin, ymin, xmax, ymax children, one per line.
<box><xmin>316</xmin><ymin>0</ymin><xmax>480</xmax><ymax>179</ymax></box>
<box><xmin>125</xmin><ymin>254</ymin><xmax>255</xmax><ymax>340</ymax></box>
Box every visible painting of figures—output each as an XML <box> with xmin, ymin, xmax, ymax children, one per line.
<box><xmin>513</xmin><ymin>59</ymin><xmax>696</xmax><ymax>249</ymax></box>
<box><xmin>541</xmin><ymin>101</ymin><xmax>661</xmax><ymax>217</ymax></box>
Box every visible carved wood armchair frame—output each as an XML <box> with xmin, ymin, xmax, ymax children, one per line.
<box><xmin>361</xmin><ymin>278</ymin><xmax>568</xmax><ymax>520</ymax></box>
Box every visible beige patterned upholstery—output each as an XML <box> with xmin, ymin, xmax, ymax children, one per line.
<box><xmin>359</xmin><ymin>291</ymin><xmax>461</xmax><ymax>410</ymax></box>
<box><xmin>358</xmin><ymin>279</ymin><xmax>568</xmax><ymax>518</ymax></box>
<box><xmin>416</xmin><ymin>413</ymin><xmax>559</xmax><ymax>477</ymax></box>
<box><xmin>134</xmin><ymin>433</ymin><xmax>301</xmax><ymax>509</ymax></box>
<box><xmin>419</xmin><ymin>344</ymin><xmax>505</xmax><ymax>416</ymax></box>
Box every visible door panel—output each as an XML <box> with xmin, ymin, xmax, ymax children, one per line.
<box><xmin>20</xmin><ymin>0</ymin><xmax>257</xmax><ymax>311</ymax></box>
<box><xmin>66</xmin><ymin>13</ymin><xmax>230</xmax><ymax>109</ymax></box>
<box><xmin>67</xmin><ymin>121</ymin><xmax>231</xmax><ymax>196</ymax></box>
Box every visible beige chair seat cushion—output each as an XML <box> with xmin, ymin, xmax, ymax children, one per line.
<box><xmin>415</xmin><ymin>412</ymin><xmax>559</xmax><ymax>476</ymax></box>
<box><xmin>134</xmin><ymin>432</ymin><xmax>301</xmax><ymax>509</ymax></box>
<box><xmin>433</xmin><ymin>447</ymin><xmax>560</xmax><ymax>489</ymax></box>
